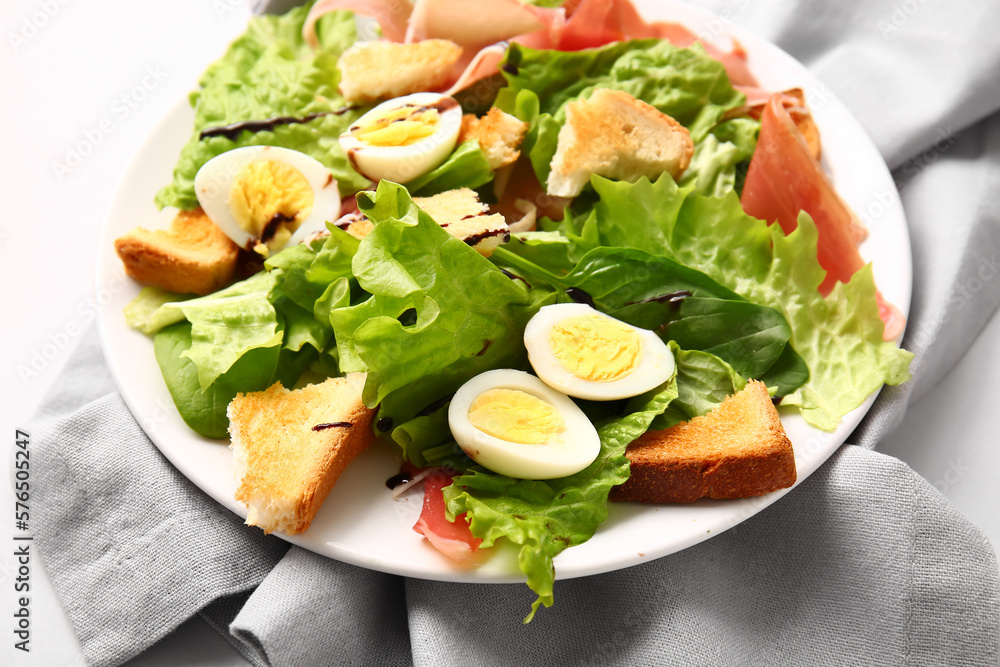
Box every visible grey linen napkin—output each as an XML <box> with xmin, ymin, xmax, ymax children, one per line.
<box><xmin>28</xmin><ymin>337</ymin><xmax>1000</xmax><ymax>666</ymax></box>
<box><xmin>25</xmin><ymin>0</ymin><xmax>1000</xmax><ymax>664</ymax></box>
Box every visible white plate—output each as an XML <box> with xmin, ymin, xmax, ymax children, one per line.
<box><xmin>95</xmin><ymin>0</ymin><xmax>911</xmax><ymax>584</ymax></box>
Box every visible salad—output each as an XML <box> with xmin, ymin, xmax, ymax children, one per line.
<box><xmin>117</xmin><ymin>0</ymin><xmax>913</xmax><ymax>621</ymax></box>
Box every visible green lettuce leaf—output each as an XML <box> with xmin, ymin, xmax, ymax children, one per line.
<box><xmin>679</xmin><ymin>118</ymin><xmax>759</xmax><ymax>197</ymax></box>
<box><xmin>328</xmin><ymin>181</ymin><xmax>548</xmax><ymax>425</ymax></box>
<box><xmin>156</xmin><ymin>271</ymin><xmax>284</xmax><ymax>390</ymax></box>
<box><xmin>155</xmin><ymin>6</ymin><xmax>368</xmax><ymax>210</ymax></box>
<box><xmin>149</xmin><ymin>224</ymin><xmax>361</xmax><ymax>427</ymax></box>
<box><xmin>154</xmin><ymin>321</ymin><xmax>282</xmax><ymax>438</ymax></box>
<box><xmin>407</xmin><ymin>140</ymin><xmax>494</xmax><ymax>196</ymax></box>
<box><xmin>578</xmin><ymin>174</ymin><xmax>912</xmax><ymax>429</ymax></box>
<box><xmin>674</xmin><ymin>205</ymin><xmax>912</xmax><ymax>428</ymax></box>
<box><xmin>495</xmin><ymin>40</ymin><xmax>746</xmax><ymax>185</ymax></box>
<box><xmin>390</xmin><ymin>405</ymin><xmax>468</xmax><ymax>469</ymax></box>
<box><xmin>653</xmin><ymin>342</ymin><xmax>748</xmax><ymax>429</ymax></box>
<box><xmin>493</xmin><ymin>244</ymin><xmax>794</xmax><ymax>382</ymax></box>
<box><xmin>501</xmin><ymin>230</ymin><xmax>578</xmax><ymax>276</ymax></box>
<box><xmin>444</xmin><ymin>373</ymin><xmax>679</xmax><ymax>622</ymax></box>
<box><xmin>123</xmin><ymin>286</ymin><xmax>192</xmax><ymax>334</ymax></box>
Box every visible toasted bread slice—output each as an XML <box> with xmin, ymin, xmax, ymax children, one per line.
<box><xmin>547</xmin><ymin>88</ymin><xmax>694</xmax><ymax>198</ymax></box>
<box><xmin>344</xmin><ymin>188</ymin><xmax>509</xmax><ymax>256</ymax></box>
<box><xmin>114</xmin><ymin>208</ymin><xmax>239</xmax><ymax>295</ymax></box>
<box><xmin>338</xmin><ymin>39</ymin><xmax>463</xmax><ymax>103</ymax></box>
<box><xmin>414</xmin><ymin>188</ymin><xmax>509</xmax><ymax>256</ymax></box>
<box><xmin>459</xmin><ymin>108</ymin><xmax>529</xmax><ymax>170</ymax></box>
<box><xmin>228</xmin><ymin>374</ymin><xmax>376</xmax><ymax>535</ymax></box>
<box><xmin>610</xmin><ymin>381</ymin><xmax>795</xmax><ymax>503</ymax></box>
<box><xmin>415</xmin><ymin>187</ymin><xmax>487</xmax><ymax>220</ymax></box>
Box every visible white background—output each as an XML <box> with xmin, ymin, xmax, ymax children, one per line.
<box><xmin>0</xmin><ymin>0</ymin><xmax>997</xmax><ymax>665</ymax></box>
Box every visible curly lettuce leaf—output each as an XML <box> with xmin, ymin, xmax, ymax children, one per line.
<box><xmin>407</xmin><ymin>140</ymin><xmax>494</xmax><ymax>196</ymax></box>
<box><xmin>154</xmin><ymin>317</ymin><xmax>316</xmax><ymax>439</ymax></box>
<box><xmin>123</xmin><ymin>286</ymin><xmax>192</xmax><ymax>335</ymax></box>
<box><xmin>148</xmin><ymin>224</ymin><xmax>361</xmax><ymax>428</ymax></box>
<box><xmin>329</xmin><ymin>181</ymin><xmax>549</xmax><ymax>425</ymax></box>
<box><xmin>445</xmin><ymin>373</ymin><xmax>679</xmax><ymax>622</ymax></box>
<box><xmin>679</xmin><ymin>118</ymin><xmax>759</xmax><ymax>197</ymax></box>
<box><xmin>493</xmin><ymin>244</ymin><xmax>794</xmax><ymax>383</ymax></box>
<box><xmin>676</xmin><ymin>205</ymin><xmax>912</xmax><ymax>428</ymax></box>
<box><xmin>155</xmin><ymin>6</ymin><xmax>368</xmax><ymax>210</ymax></box>
<box><xmin>154</xmin><ymin>321</ymin><xmax>282</xmax><ymax>439</ymax></box>
<box><xmin>583</xmin><ymin>174</ymin><xmax>912</xmax><ymax>429</ymax></box>
<box><xmin>495</xmin><ymin>40</ymin><xmax>746</xmax><ymax>185</ymax></box>
<box><xmin>155</xmin><ymin>271</ymin><xmax>284</xmax><ymax>390</ymax></box>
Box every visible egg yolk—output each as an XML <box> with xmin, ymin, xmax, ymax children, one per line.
<box><xmin>229</xmin><ymin>160</ymin><xmax>314</xmax><ymax>255</ymax></box>
<box><xmin>467</xmin><ymin>388</ymin><xmax>565</xmax><ymax>445</ymax></box>
<box><xmin>549</xmin><ymin>314</ymin><xmax>641</xmax><ymax>382</ymax></box>
<box><xmin>351</xmin><ymin>105</ymin><xmax>439</xmax><ymax>147</ymax></box>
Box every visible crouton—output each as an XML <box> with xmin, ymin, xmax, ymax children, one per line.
<box><xmin>414</xmin><ymin>188</ymin><xmax>509</xmax><ymax>256</ymax></box>
<box><xmin>114</xmin><ymin>208</ymin><xmax>239</xmax><ymax>295</ymax></box>
<box><xmin>415</xmin><ymin>186</ymin><xmax>486</xmax><ymax>220</ymax></box>
<box><xmin>343</xmin><ymin>188</ymin><xmax>509</xmax><ymax>256</ymax></box>
<box><xmin>228</xmin><ymin>374</ymin><xmax>376</xmax><ymax>535</ymax></box>
<box><xmin>338</xmin><ymin>39</ymin><xmax>464</xmax><ymax>103</ymax></box>
<box><xmin>458</xmin><ymin>108</ymin><xmax>529</xmax><ymax>170</ymax></box>
<box><xmin>610</xmin><ymin>381</ymin><xmax>796</xmax><ymax>503</ymax></box>
<box><xmin>546</xmin><ymin>88</ymin><xmax>694</xmax><ymax>198</ymax></box>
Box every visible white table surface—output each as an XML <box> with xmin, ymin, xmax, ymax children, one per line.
<box><xmin>1</xmin><ymin>1</ymin><xmax>996</xmax><ymax>665</ymax></box>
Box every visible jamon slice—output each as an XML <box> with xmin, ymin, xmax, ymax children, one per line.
<box><xmin>741</xmin><ymin>94</ymin><xmax>905</xmax><ymax>340</ymax></box>
<box><xmin>412</xmin><ymin>470</ymin><xmax>483</xmax><ymax>562</ymax></box>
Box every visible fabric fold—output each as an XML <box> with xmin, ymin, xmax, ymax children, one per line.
<box><xmin>230</xmin><ymin>548</ymin><xmax>411</xmax><ymax>667</ymax></box>
<box><xmin>851</xmin><ymin>110</ymin><xmax>1000</xmax><ymax>449</ymax></box>
<box><xmin>403</xmin><ymin>446</ymin><xmax>998</xmax><ymax>666</ymax></box>
<box><xmin>28</xmin><ymin>391</ymin><xmax>290</xmax><ymax>667</ymax></box>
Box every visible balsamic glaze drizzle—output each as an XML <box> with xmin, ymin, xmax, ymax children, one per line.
<box><xmin>199</xmin><ymin>106</ymin><xmax>359</xmax><ymax>141</ymax></box>
<box><xmin>312</xmin><ymin>421</ymin><xmax>352</xmax><ymax>431</ymax></box>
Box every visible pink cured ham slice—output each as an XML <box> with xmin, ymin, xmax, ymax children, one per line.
<box><xmin>304</xmin><ymin>0</ymin><xmax>564</xmax><ymax>51</ymax></box>
<box><xmin>443</xmin><ymin>41</ymin><xmax>508</xmax><ymax>97</ymax></box>
<box><xmin>305</xmin><ymin>0</ymin><xmax>757</xmax><ymax>95</ymax></box>
<box><xmin>404</xmin><ymin>0</ymin><xmax>565</xmax><ymax>48</ymax></box>
<box><xmin>412</xmin><ymin>469</ymin><xmax>483</xmax><ymax>563</ymax></box>
<box><xmin>555</xmin><ymin>0</ymin><xmax>757</xmax><ymax>86</ymax></box>
<box><xmin>304</xmin><ymin>0</ymin><xmax>414</xmax><ymax>47</ymax></box>
<box><xmin>741</xmin><ymin>95</ymin><xmax>905</xmax><ymax>340</ymax></box>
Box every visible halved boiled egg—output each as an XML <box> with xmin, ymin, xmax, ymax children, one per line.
<box><xmin>194</xmin><ymin>145</ymin><xmax>341</xmax><ymax>257</ymax></box>
<box><xmin>448</xmin><ymin>369</ymin><xmax>600</xmax><ymax>480</ymax></box>
<box><xmin>338</xmin><ymin>92</ymin><xmax>462</xmax><ymax>184</ymax></box>
<box><xmin>524</xmin><ymin>303</ymin><xmax>675</xmax><ymax>401</ymax></box>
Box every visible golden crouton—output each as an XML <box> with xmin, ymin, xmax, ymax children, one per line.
<box><xmin>611</xmin><ymin>381</ymin><xmax>796</xmax><ymax>504</ymax></box>
<box><xmin>338</xmin><ymin>39</ymin><xmax>464</xmax><ymax>103</ymax></box>
<box><xmin>228</xmin><ymin>374</ymin><xmax>376</xmax><ymax>535</ymax></box>
<box><xmin>114</xmin><ymin>208</ymin><xmax>239</xmax><ymax>295</ymax></box>
<box><xmin>547</xmin><ymin>88</ymin><xmax>694</xmax><ymax>198</ymax></box>
<box><xmin>343</xmin><ymin>188</ymin><xmax>510</xmax><ymax>256</ymax></box>
<box><xmin>415</xmin><ymin>188</ymin><xmax>509</xmax><ymax>256</ymax></box>
<box><xmin>459</xmin><ymin>108</ymin><xmax>529</xmax><ymax>170</ymax></box>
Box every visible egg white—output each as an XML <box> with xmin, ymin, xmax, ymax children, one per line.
<box><xmin>448</xmin><ymin>369</ymin><xmax>600</xmax><ymax>480</ymax></box>
<box><xmin>524</xmin><ymin>303</ymin><xmax>676</xmax><ymax>401</ymax></box>
<box><xmin>194</xmin><ymin>145</ymin><xmax>341</xmax><ymax>252</ymax></box>
<box><xmin>338</xmin><ymin>92</ymin><xmax>462</xmax><ymax>184</ymax></box>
